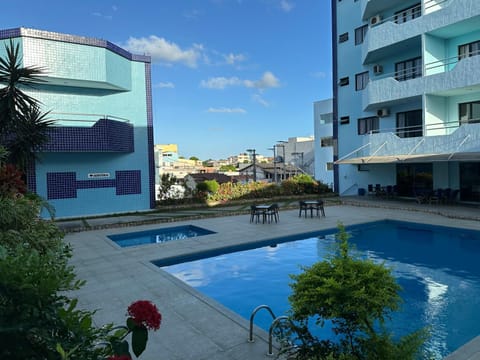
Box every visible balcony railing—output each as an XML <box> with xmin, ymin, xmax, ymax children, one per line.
<box><xmin>41</xmin><ymin>113</ymin><xmax>134</xmax><ymax>153</ymax></box>
<box><xmin>337</xmin><ymin>120</ymin><xmax>480</xmax><ymax>163</ymax></box>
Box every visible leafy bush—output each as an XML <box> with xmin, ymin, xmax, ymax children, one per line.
<box><xmin>0</xmin><ymin>163</ymin><xmax>27</xmax><ymax>197</ymax></box>
<box><xmin>280</xmin><ymin>223</ymin><xmax>429</xmax><ymax>360</ymax></box>
<box><xmin>0</xmin><ymin>196</ymin><xmax>162</xmax><ymax>359</ymax></box>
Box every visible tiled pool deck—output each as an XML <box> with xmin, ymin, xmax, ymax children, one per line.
<box><xmin>65</xmin><ymin>200</ymin><xmax>480</xmax><ymax>360</ymax></box>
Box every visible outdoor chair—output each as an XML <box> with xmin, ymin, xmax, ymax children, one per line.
<box><xmin>367</xmin><ymin>184</ymin><xmax>374</xmax><ymax>195</ymax></box>
<box><xmin>250</xmin><ymin>205</ymin><xmax>264</xmax><ymax>223</ymax></box>
<box><xmin>299</xmin><ymin>201</ymin><xmax>308</xmax><ymax>217</ymax></box>
<box><xmin>312</xmin><ymin>200</ymin><xmax>325</xmax><ymax>217</ymax></box>
<box><xmin>265</xmin><ymin>203</ymin><xmax>279</xmax><ymax>223</ymax></box>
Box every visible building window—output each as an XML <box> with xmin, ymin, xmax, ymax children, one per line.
<box><xmin>394</xmin><ymin>3</ymin><xmax>421</xmax><ymax>24</ymax></box>
<box><xmin>358</xmin><ymin>116</ymin><xmax>379</xmax><ymax>135</ymax></box>
<box><xmin>321</xmin><ymin>137</ymin><xmax>334</xmax><ymax>147</ymax></box>
<box><xmin>395</xmin><ymin>57</ymin><xmax>422</xmax><ymax>81</ymax></box>
<box><xmin>339</xmin><ymin>77</ymin><xmax>349</xmax><ymax>86</ymax></box>
<box><xmin>339</xmin><ymin>32</ymin><xmax>349</xmax><ymax>43</ymax></box>
<box><xmin>326</xmin><ymin>162</ymin><xmax>334</xmax><ymax>171</ymax></box>
<box><xmin>340</xmin><ymin>116</ymin><xmax>350</xmax><ymax>125</ymax></box>
<box><xmin>458</xmin><ymin>40</ymin><xmax>480</xmax><ymax>60</ymax></box>
<box><xmin>355</xmin><ymin>71</ymin><xmax>369</xmax><ymax>91</ymax></box>
<box><xmin>355</xmin><ymin>25</ymin><xmax>368</xmax><ymax>45</ymax></box>
<box><xmin>459</xmin><ymin>101</ymin><xmax>480</xmax><ymax>124</ymax></box>
<box><xmin>397</xmin><ymin>109</ymin><xmax>423</xmax><ymax>138</ymax></box>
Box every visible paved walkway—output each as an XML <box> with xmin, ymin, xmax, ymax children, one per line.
<box><xmin>63</xmin><ymin>198</ymin><xmax>480</xmax><ymax>360</ymax></box>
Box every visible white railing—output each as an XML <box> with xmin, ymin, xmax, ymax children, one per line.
<box><xmin>49</xmin><ymin>112</ymin><xmax>130</xmax><ymax>125</ymax></box>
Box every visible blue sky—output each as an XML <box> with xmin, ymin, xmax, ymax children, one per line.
<box><xmin>1</xmin><ymin>0</ymin><xmax>332</xmax><ymax>160</ymax></box>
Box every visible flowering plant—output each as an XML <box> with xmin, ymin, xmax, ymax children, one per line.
<box><xmin>107</xmin><ymin>300</ymin><xmax>162</xmax><ymax>359</ymax></box>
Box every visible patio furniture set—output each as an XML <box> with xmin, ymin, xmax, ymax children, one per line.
<box><xmin>250</xmin><ymin>200</ymin><xmax>326</xmax><ymax>224</ymax></box>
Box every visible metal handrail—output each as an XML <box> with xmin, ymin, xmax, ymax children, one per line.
<box><xmin>248</xmin><ymin>305</ymin><xmax>277</xmax><ymax>343</ymax></box>
<box><xmin>268</xmin><ymin>315</ymin><xmax>295</xmax><ymax>356</ymax></box>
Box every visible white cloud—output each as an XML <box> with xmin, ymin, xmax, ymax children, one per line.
<box><xmin>244</xmin><ymin>71</ymin><xmax>280</xmax><ymax>89</ymax></box>
<box><xmin>252</xmin><ymin>94</ymin><xmax>270</xmax><ymax>107</ymax></box>
<box><xmin>201</xmin><ymin>71</ymin><xmax>280</xmax><ymax>90</ymax></box>
<box><xmin>154</xmin><ymin>82</ymin><xmax>175</xmax><ymax>89</ymax></box>
<box><xmin>200</xmin><ymin>76</ymin><xmax>243</xmax><ymax>89</ymax></box>
<box><xmin>123</xmin><ymin>36</ymin><xmax>203</xmax><ymax>67</ymax></box>
<box><xmin>311</xmin><ymin>71</ymin><xmax>327</xmax><ymax>78</ymax></box>
<box><xmin>224</xmin><ymin>53</ymin><xmax>247</xmax><ymax>65</ymax></box>
<box><xmin>280</xmin><ymin>0</ymin><xmax>295</xmax><ymax>12</ymax></box>
<box><xmin>207</xmin><ymin>107</ymin><xmax>246</xmax><ymax>114</ymax></box>
<box><xmin>92</xmin><ymin>12</ymin><xmax>112</xmax><ymax>20</ymax></box>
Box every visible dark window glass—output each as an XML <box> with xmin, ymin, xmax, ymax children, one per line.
<box><xmin>459</xmin><ymin>100</ymin><xmax>480</xmax><ymax>124</ymax></box>
<box><xmin>458</xmin><ymin>40</ymin><xmax>480</xmax><ymax>60</ymax></box>
<box><xmin>340</xmin><ymin>116</ymin><xmax>350</xmax><ymax>125</ymax></box>
<box><xmin>395</xmin><ymin>57</ymin><xmax>422</xmax><ymax>81</ymax></box>
<box><xmin>339</xmin><ymin>32</ymin><xmax>349</xmax><ymax>43</ymax></box>
<box><xmin>358</xmin><ymin>116</ymin><xmax>379</xmax><ymax>135</ymax></box>
<box><xmin>355</xmin><ymin>71</ymin><xmax>369</xmax><ymax>91</ymax></box>
<box><xmin>355</xmin><ymin>25</ymin><xmax>368</xmax><ymax>45</ymax></box>
<box><xmin>394</xmin><ymin>3</ymin><xmax>421</xmax><ymax>24</ymax></box>
<box><xmin>396</xmin><ymin>109</ymin><xmax>423</xmax><ymax>138</ymax></box>
<box><xmin>339</xmin><ymin>77</ymin><xmax>349</xmax><ymax>86</ymax></box>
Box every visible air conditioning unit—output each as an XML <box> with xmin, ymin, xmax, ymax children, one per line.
<box><xmin>377</xmin><ymin>108</ymin><xmax>390</xmax><ymax>117</ymax></box>
<box><xmin>373</xmin><ymin>64</ymin><xmax>383</xmax><ymax>75</ymax></box>
<box><xmin>370</xmin><ymin>14</ymin><xmax>382</xmax><ymax>26</ymax></box>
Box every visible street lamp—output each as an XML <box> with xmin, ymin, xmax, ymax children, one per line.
<box><xmin>267</xmin><ymin>146</ymin><xmax>277</xmax><ymax>183</ymax></box>
<box><xmin>277</xmin><ymin>140</ymin><xmax>287</xmax><ymax>180</ymax></box>
<box><xmin>246</xmin><ymin>148</ymin><xmax>256</xmax><ymax>182</ymax></box>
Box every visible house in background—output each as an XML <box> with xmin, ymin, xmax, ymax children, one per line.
<box><xmin>332</xmin><ymin>0</ymin><xmax>480</xmax><ymax>201</ymax></box>
<box><xmin>0</xmin><ymin>28</ymin><xmax>155</xmax><ymax>218</ymax></box>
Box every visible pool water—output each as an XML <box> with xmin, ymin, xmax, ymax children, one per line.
<box><xmin>108</xmin><ymin>225</ymin><xmax>216</xmax><ymax>247</ymax></box>
<box><xmin>160</xmin><ymin>220</ymin><xmax>480</xmax><ymax>359</ymax></box>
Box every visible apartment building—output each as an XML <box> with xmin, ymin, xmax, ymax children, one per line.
<box><xmin>332</xmin><ymin>0</ymin><xmax>480</xmax><ymax>201</ymax></box>
<box><xmin>0</xmin><ymin>28</ymin><xmax>155</xmax><ymax>217</ymax></box>
<box><xmin>314</xmin><ymin>99</ymin><xmax>334</xmax><ymax>187</ymax></box>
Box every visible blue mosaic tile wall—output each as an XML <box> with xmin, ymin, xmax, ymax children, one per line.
<box><xmin>42</xmin><ymin>119</ymin><xmax>134</xmax><ymax>152</ymax></box>
<box><xmin>0</xmin><ymin>27</ymin><xmax>155</xmax><ymax>218</ymax></box>
<box><xmin>47</xmin><ymin>170</ymin><xmax>141</xmax><ymax>200</ymax></box>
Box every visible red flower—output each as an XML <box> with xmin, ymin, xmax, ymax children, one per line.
<box><xmin>127</xmin><ymin>300</ymin><xmax>162</xmax><ymax>330</ymax></box>
<box><xmin>108</xmin><ymin>356</ymin><xmax>131</xmax><ymax>360</ymax></box>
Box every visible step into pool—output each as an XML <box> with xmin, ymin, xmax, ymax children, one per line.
<box><xmin>108</xmin><ymin>225</ymin><xmax>216</xmax><ymax>247</ymax></box>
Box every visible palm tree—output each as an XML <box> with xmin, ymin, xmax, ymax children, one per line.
<box><xmin>0</xmin><ymin>39</ymin><xmax>53</xmax><ymax>171</ymax></box>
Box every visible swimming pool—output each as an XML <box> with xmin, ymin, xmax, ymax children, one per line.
<box><xmin>158</xmin><ymin>220</ymin><xmax>480</xmax><ymax>359</ymax></box>
<box><xmin>108</xmin><ymin>225</ymin><xmax>216</xmax><ymax>247</ymax></box>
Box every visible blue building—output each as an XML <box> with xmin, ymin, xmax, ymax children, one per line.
<box><xmin>332</xmin><ymin>0</ymin><xmax>480</xmax><ymax>201</ymax></box>
<box><xmin>0</xmin><ymin>28</ymin><xmax>155</xmax><ymax>218</ymax></box>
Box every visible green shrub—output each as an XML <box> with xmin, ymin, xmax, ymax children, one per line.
<box><xmin>281</xmin><ymin>223</ymin><xmax>429</xmax><ymax>360</ymax></box>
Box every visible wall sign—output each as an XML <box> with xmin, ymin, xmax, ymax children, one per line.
<box><xmin>88</xmin><ymin>173</ymin><xmax>111</xmax><ymax>179</ymax></box>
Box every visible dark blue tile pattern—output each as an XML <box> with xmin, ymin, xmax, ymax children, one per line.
<box><xmin>0</xmin><ymin>28</ymin><xmax>151</xmax><ymax>64</ymax></box>
<box><xmin>145</xmin><ymin>63</ymin><xmax>156</xmax><ymax>209</ymax></box>
<box><xmin>41</xmin><ymin>118</ymin><xmax>134</xmax><ymax>152</ymax></box>
<box><xmin>47</xmin><ymin>172</ymin><xmax>77</xmax><ymax>199</ymax></box>
<box><xmin>47</xmin><ymin>170</ymin><xmax>141</xmax><ymax>199</ymax></box>
<box><xmin>116</xmin><ymin>170</ymin><xmax>141</xmax><ymax>195</ymax></box>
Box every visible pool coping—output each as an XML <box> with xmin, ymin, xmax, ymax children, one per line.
<box><xmin>65</xmin><ymin>204</ymin><xmax>480</xmax><ymax>359</ymax></box>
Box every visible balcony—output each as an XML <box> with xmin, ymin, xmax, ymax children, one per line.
<box><xmin>364</xmin><ymin>54</ymin><xmax>480</xmax><ymax>110</ymax></box>
<box><xmin>41</xmin><ymin>114</ymin><xmax>134</xmax><ymax>153</ymax></box>
<box><xmin>336</xmin><ymin>122</ymin><xmax>480</xmax><ymax>164</ymax></box>
<box><xmin>363</xmin><ymin>0</ymin><xmax>480</xmax><ymax>64</ymax></box>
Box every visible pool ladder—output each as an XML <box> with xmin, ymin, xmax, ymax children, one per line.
<box><xmin>248</xmin><ymin>304</ymin><xmax>293</xmax><ymax>356</ymax></box>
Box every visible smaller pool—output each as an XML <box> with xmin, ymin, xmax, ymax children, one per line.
<box><xmin>108</xmin><ymin>225</ymin><xmax>216</xmax><ymax>247</ymax></box>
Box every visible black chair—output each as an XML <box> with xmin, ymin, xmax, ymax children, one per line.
<box><xmin>299</xmin><ymin>201</ymin><xmax>308</xmax><ymax>217</ymax></box>
<box><xmin>313</xmin><ymin>200</ymin><xmax>325</xmax><ymax>217</ymax></box>
<box><xmin>250</xmin><ymin>205</ymin><xmax>263</xmax><ymax>223</ymax></box>
<box><xmin>265</xmin><ymin>203</ymin><xmax>279</xmax><ymax>223</ymax></box>
<box><xmin>367</xmin><ymin>184</ymin><xmax>374</xmax><ymax>195</ymax></box>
